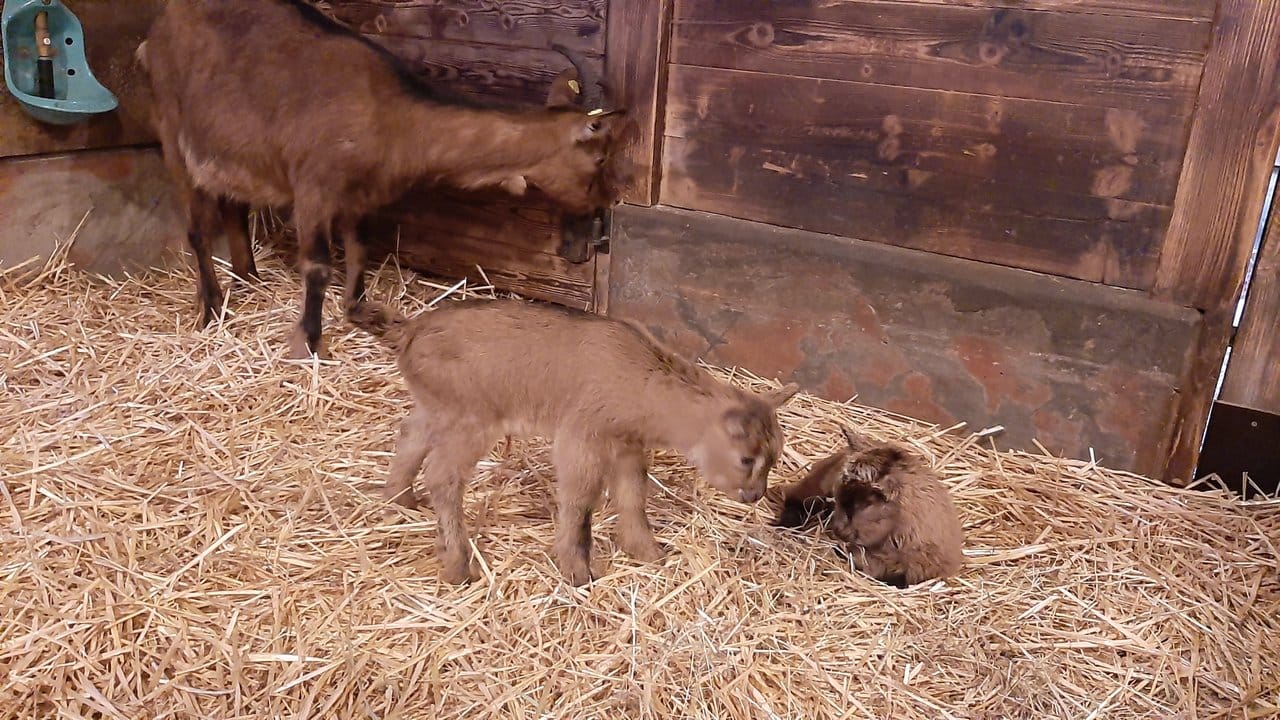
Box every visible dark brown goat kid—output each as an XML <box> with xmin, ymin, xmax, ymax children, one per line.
<box><xmin>776</xmin><ymin>427</ymin><xmax>964</xmax><ymax>587</ymax></box>
<box><xmin>350</xmin><ymin>299</ymin><xmax>800</xmax><ymax>586</ymax></box>
<box><xmin>138</xmin><ymin>0</ymin><xmax>629</xmax><ymax>358</ymax></box>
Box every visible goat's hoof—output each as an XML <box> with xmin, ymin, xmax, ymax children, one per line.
<box><xmin>440</xmin><ymin>561</ymin><xmax>478</xmax><ymax>585</ymax></box>
<box><xmin>343</xmin><ymin>301</ymin><xmax>367</xmax><ymax>323</ymax></box>
<box><xmin>285</xmin><ymin>329</ymin><xmax>328</xmax><ymax>360</ymax></box>
<box><xmin>197</xmin><ymin>302</ymin><xmax>225</xmax><ymax>329</ymax></box>
<box><xmin>621</xmin><ymin>537</ymin><xmax>666</xmax><ymax>563</ymax></box>
<box><xmin>383</xmin><ymin>490</ymin><xmax>420</xmax><ymax>513</ymax></box>
<box><xmin>558</xmin><ymin>558</ymin><xmax>594</xmax><ymax>587</ymax></box>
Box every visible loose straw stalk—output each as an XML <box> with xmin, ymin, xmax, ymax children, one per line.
<box><xmin>1</xmin><ymin>239</ymin><xmax>1277</xmax><ymax>720</ymax></box>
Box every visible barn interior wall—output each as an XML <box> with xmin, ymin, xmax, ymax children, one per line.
<box><xmin>609</xmin><ymin>0</ymin><xmax>1272</xmax><ymax>480</ymax></box>
<box><xmin>0</xmin><ymin>1</ymin><xmax>184</xmax><ymax>277</ymax></box>
<box><xmin>2</xmin><ymin>0</ymin><xmax>1273</xmax><ymax>482</ymax></box>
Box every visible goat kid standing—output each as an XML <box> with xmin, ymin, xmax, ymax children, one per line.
<box><xmin>138</xmin><ymin>0</ymin><xmax>629</xmax><ymax>358</ymax></box>
<box><xmin>351</xmin><ymin>299</ymin><xmax>801</xmax><ymax>586</ymax></box>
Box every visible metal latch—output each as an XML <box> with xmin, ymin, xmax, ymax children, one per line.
<box><xmin>558</xmin><ymin>208</ymin><xmax>610</xmax><ymax>264</ymax></box>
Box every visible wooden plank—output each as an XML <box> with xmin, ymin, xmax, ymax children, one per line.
<box><xmin>0</xmin><ymin>0</ymin><xmax>162</xmax><ymax>159</ymax></box>
<box><xmin>605</xmin><ymin>0</ymin><xmax>674</xmax><ymax>206</ymax></box>
<box><xmin>1151</xmin><ymin>0</ymin><xmax>1280</xmax><ymax>482</ymax></box>
<box><xmin>666</xmin><ymin>65</ymin><xmax>1188</xmax><ymax>206</ymax></box>
<box><xmin>324</xmin><ymin>0</ymin><xmax>606</xmax><ymax>55</ymax></box>
<box><xmin>0</xmin><ymin>147</ymin><xmax>186</xmax><ymax>276</ymax></box>
<box><xmin>809</xmin><ymin>0</ymin><xmax>1215</xmax><ymax>22</ymax></box>
<box><xmin>609</xmin><ymin>204</ymin><xmax>1201</xmax><ymax>477</ymax></box>
<box><xmin>661</xmin><ymin>65</ymin><xmax>1180</xmax><ymax>287</ymax></box>
<box><xmin>663</xmin><ymin>136</ymin><xmax>1167</xmax><ymax>287</ymax></box>
<box><xmin>362</xmin><ymin>186</ymin><xmax>595</xmax><ymax>309</ymax></box>
<box><xmin>1220</xmin><ymin>207</ymin><xmax>1280</xmax><ymax>415</ymax></box>
<box><xmin>370</xmin><ymin>35</ymin><xmax>603</xmax><ymax>107</ymax></box>
<box><xmin>673</xmin><ymin>1</ymin><xmax>1210</xmax><ymax>111</ymax></box>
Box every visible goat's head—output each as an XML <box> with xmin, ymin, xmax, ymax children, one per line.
<box><xmin>830</xmin><ymin>479</ymin><xmax>899</xmax><ymax>548</ymax></box>
<box><xmin>690</xmin><ymin>383</ymin><xmax>799</xmax><ymax>504</ymax></box>
<box><xmin>518</xmin><ymin>45</ymin><xmax>634</xmax><ymax>214</ymax></box>
<box><xmin>827</xmin><ymin>439</ymin><xmax>908</xmax><ymax>547</ymax></box>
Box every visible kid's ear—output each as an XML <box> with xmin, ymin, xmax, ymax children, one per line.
<box><xmin>763</xmin><ymin>382</ymin><xmax>800</xmax><ymax>409</ymax></box>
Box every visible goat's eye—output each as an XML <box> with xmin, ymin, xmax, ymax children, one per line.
<box><xmin>740</xmin><ymin>456</ymin><xmax>754</xmax><ymax>468</ymax></box>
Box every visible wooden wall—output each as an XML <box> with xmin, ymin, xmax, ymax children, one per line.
<box><xmin>661</xmin><ymin>0</ymin><xmax>1211</xmax><ymax>289</ymax></box>
<box><xmin>0</xmin><ymin>0</ymin><xmax>186</xmax><ymax>277</ymax></box>
<box><xmin>609</xmin><ymin>0</ymin><xmax>1280</xmax><ymax>480</ymax></box>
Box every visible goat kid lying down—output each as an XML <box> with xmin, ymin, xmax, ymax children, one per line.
<box><xmin>776</xmin><ymin>427</ymin><xmax>964</xmax><ymax>587</ymax></box>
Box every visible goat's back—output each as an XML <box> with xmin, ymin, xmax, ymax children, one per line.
<box><xmin>878</xmin><ymin>454</ymin><xmax>965</xmax><ymax>581</ymax></box>
<box><xmin>393</xmin><ymin>300</ymin><xmax>728</xmax><ymax>432</ymax></box>
<box><xmin>143</xmin><ymin>1</ymin><xmax>429</xmax><ymax>204</ymax></box>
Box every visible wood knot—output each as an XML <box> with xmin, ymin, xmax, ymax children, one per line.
<box><xmin>457</xmin><ymin>11</ymin><xmax>469</xmax><ymax>26</ymax></box>
<box><xmin>500</xmin><ymin>13</ymin><xmax>515</xmax><ymax>31</ymax></box>
<box><xmin>878</xmin><ymin>136</ymin><xmax>902</xmax><ymax>163</ymax></box>
<box><xmin>746</xmin><ymin>22</ymin><xmax>775</xmax><ymax>48</ymax></box>
<box><xmin>978</xmin><ymin>42</ymin><xmax>1006</xmax><ymax>65</ymax></box>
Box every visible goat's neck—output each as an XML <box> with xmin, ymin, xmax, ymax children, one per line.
<box><xmin>392</xmin><ymin>102</ymin><xmax>558</xmax><ymax>182</ymax></box>
<box><xmin>634</xmin><ymin>380</ymin><xmax>732</xmax><ymax>456</ymax></box>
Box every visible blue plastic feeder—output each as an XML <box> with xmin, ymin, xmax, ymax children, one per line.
<box><xmin>2</xmin><ymin>0</ymin><xmax>118</xmax><ymax>125</ymax></box>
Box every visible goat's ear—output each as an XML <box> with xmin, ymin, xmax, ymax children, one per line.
<box><xmin>573</xmin><ymin>110</ymin><xmax>627</xmax><ymax>143</ymax></box>
<box><xmin>763</xmin><ymin>382</ymin><xmax>800</xmax><ymax>409</ymax></box>
<box><xmin>546</xmin><ymin>68</ymin><xmax>583</xmax><ymax>110</ymax></box>
<box><xmin>787</xmin><ymin>451</ymin><xmax>848</xmax><ymax>502</ymax></box>
<box><xmin>840</xmin><ymin>424</ymin><xmax>874</xmax><ymax>452</ymax></box>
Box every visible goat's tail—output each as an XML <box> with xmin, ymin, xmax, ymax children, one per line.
<box><xmin>135</xmin><ymin>40</ymin><xmax>149</xmax><ymax>71</ymax></box>
<box><xmin>348</xmin><ymin>302</ymin><xmax>410</xmax><ymax>353</ymax></box>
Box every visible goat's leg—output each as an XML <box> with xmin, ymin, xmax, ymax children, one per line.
<box><xmin>335</xmin><ymin>216</ymin><xmax>368</xmax><ymax>315</ymax></box>
<box><xmin>609</xmin><ymin>443</ymin><xmax>665</xmax><ymax>563</ymax></box>
<box><xmin>186</xmin><ymin>189</ymin><xmax>225</xmax><ymax>328</ymax></box>
<box><xmin>221</xmin><ymin>198</ymin><xmax>258</xmax><ymax>283</ymax></box>
<box><xmin>384</xmin><ymin>405</ymin><xmax>431</xmax><ymax>510</ymax></box>
<box><xmin>551</xmin><ymin>435</ymin><xmax>608</xmax><ymax>586</ymax></box>
<box><xmin>286</xmin><ymin>213</ymin><xmax>332</xmax><ymax>359</ymax></box>
<box><xmin>419</xmin><ymin>427</ymin><xmax>490</xmax><ymax>585</ymax></box>
<box><xmin>155</xmin><ymin>130</ymin><xmax>222</xmax><ymax>327</ymax></box>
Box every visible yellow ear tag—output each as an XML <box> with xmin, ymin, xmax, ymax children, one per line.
<box><xmin>567</xmin><ymin>79</ymin><xmax>581</xmax><ymax>94</ymax></box>
<box><xmin>587</xmin><ymin>108</ymin><xmax>605</xmax><ymax>116</ymax></box>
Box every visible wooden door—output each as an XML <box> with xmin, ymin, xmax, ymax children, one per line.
<box><xmin>1200</xmin><ymin>163</ymin><xmax>1280</xmax><ymax>494</ymax></box>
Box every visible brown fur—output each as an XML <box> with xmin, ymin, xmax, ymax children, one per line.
<box><xmin>350</xmin><ymin>300</ymin><xmax>801</xmax><ymax>586</ymax></box>
<box><xmin>138</xmin><ymin>0</ymin><xmax>631</xmax><ymax>358</ymax></box>
<box><xmin>775</xmin><ymin>427</ymin><xmax>964</xmax><ymax>587</ymax></box>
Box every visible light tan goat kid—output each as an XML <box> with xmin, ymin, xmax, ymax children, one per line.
<box><xmin>352</xmin><ymin>299</ymin><xmax>800</xmax><ymax>586</ymax></box>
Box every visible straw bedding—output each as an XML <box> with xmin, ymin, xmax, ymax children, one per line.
<box><xmin>2</xmin><ymin>235</ymin><xmax>1278</xmax><ymax>720</ymax></box>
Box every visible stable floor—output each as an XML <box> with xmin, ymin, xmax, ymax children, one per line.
<box><xmin>1</xmin><ymin>246</ymin><xmax>1278</xmax><ymax>719</ymax></box>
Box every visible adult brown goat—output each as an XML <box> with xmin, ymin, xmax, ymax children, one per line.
<box><xmin>138</xmin><ymin>0</ymin><xmax>629</xmax><ymax>358</ymax></box>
